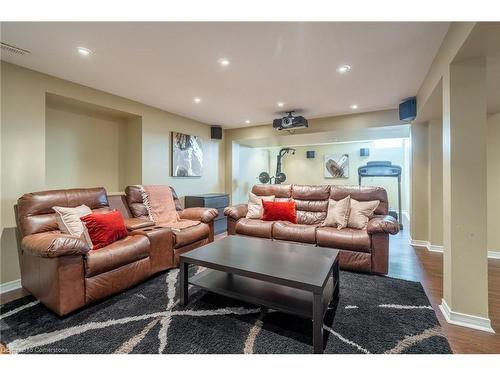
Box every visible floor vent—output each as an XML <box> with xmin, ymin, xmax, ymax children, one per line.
<box><xmin>1</xmin><ymin>42</ymin><xmax>31</xmax><ymax>56</ymax></box>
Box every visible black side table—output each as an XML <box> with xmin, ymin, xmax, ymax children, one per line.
<box><xmin>184</xmin><ymin>193</ymin><xmax>229</xmax><ymax>235</ymax></box>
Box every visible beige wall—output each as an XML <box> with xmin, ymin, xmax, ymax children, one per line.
<box><xmin>410</xmin><ymin>123</ymin><xmax>429</xmax><ymax>242</ymax></box>
<box><xmin>427</xmin><ymin>119</ymin><xmax>443</xmax><ymax>246</ymax></box>
<box><xmin>46</xmin><ymin>106</ymin><xmax>123</xmax><ymax>192</ymax></box>
<box><xmin>1</xmin><ymin>62</ymin><xmax>225</xmax><ymax>284</ymax></box>
<box><xmin>411</xmin><ymin>113</ymin><xmax>499</xmax><ymax>252</ymax></box>
<box><xmin>487</xmin><ymin>112</ymin><xmax>500</xmax><ymax>251</ymax></box>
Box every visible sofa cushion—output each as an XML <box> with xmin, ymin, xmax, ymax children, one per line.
<box><xmin>81</xmin><ymin>210</ymin><xmax>128</xmax><ymax>250</ymax></box>
<box><xmin>246</xmin><ymin>192</ymin><xmax>275</xmax><ymax>219</ymax></box>
<box><xmin>322</xmin><ymin>196</ymin><xmax>351</xmax><ymax>229</ymax></box>
<box><xmin>235</xmin><ymin>218</ymin><xmax>274</xmax><ymax>239</ymax></box>
<box><xmin>52</xmin><ymin>204</ymin><xmax>92</xmax><ymax>238</ymax></box>
<box><xmin>262</xmin><ymin>200</ymin><xmax>297</xmax><ymax>223</ymax></box>
<box><xmin>85</xmin><ymin>235</ymin><xmax>150</xmax><ymax>277</ymax></box>
<box><xmin>272</xmin><ymin>221</ymin><xmax>317</xmax><ymax>244</ymax></box>
<box><xmin>316</xmin><ymin>227</ymin><xmax>371</xmax><ymax>253</ymax></box>
<box><xmin>347</xmin><ymin>199</ymin><xmax>379</xmax><ymax>229</ymax></box>
<box><xmin>173</xmin><ymin>223</ymin><xmax>210</xmax><ymax>248</ymax></box>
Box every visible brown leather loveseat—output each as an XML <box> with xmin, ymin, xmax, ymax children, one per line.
<box><xmin>14</xmin><ymin>186</ymin><xmax>217</xmax><ymax>316</ymax></box>
<box><xmin>224</xmin><ymin>184</ymin><xmax>399</xmax><ymax>274</ymax></box>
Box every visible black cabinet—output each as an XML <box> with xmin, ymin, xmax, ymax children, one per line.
<box><xmin>184</xmin><ymin>193</ymin><xmax>229</xmax><ymax>235</ymax></box>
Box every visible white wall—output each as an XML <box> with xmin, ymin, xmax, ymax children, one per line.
<box><xmin>232</xmin><ymin>143</ymin><xmax>269</xmax><ymax>204</ymax></box>
<box><xmin>262</xmin><ymin>140</ymin><xmax>409</xmax><ymax>212</ymax></box>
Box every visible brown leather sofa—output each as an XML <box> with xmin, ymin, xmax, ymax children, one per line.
<box><xmin>123</xmin><ymin>185</ymin><xmax>217</xmax><ymax>266</ymax></box>
<box><xmin>14</xmin><ymin>186</ymin><xmax>217</xmax><ymax>316</ymax></box>
<box><xmin>224</xmin><ymin>184</ymin><xmax>399</xmax><ymax>275</ymax></box>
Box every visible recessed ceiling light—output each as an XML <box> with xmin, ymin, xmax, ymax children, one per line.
<box><xmin>277</xmin><ymin>102</ymin><xmax>284</xmax><ymax>107</ymax></box>
<box><xmin>245</xmin><ymin>120</ymin><xmax>251</xmax><ymax>124</ymax></box>
<box><xmin>218</xmin><ymin>58</ymin><xmax>230</xmax><ymax>66</ymax></box>
<box><xmin>350</xmin><ymin>104</ymin><xmax>358</xmax><ymax>110</ymax></box>
<box><xmin>76</xmin><ymin>47</ymin><xmax>92</xmax><ymax>56</ymax></box>
<box><xmin>194</xmin><ymin>97</ymin><xmax>201</xmax><ymax>103</ymax></box>
<box><xmin>336</xmin><ymin>65</ymin><xmax>351</xmax><ymax>74</ymax></box>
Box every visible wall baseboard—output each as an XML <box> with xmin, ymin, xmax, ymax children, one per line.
<box><xmin>0</xmin><ymin>279</ymin><xmax>22</xmax><ymax>294</ymax></box>
<box><xmin>409</xmin><ymin>238</ymin><xmax>499</xmax><ymax>259</ymax></box>
<box><xmin>488</xmin><ymin>251</ymin><xmax>500</xmax><ymax>259</ymax></box>
<box><xmin>439</xmin><ymin>298</ymin><xmax>494</xmax><ymax>333</ymax></box>
<box><xmin>409</xmin><ymin>238</ymin><xmax>429</xmax><ymax>248</ymax></box>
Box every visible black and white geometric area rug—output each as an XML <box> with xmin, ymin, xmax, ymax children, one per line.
<box><xmin>0</xmin><ymin>267</ymin><xmax>452</xmax><ymax>354</ymax></box>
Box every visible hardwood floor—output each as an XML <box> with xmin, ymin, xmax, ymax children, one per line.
<box><xmin>387</xmin><ymin>220</ymin><xmax>500</xmax><ymax>353</ymax></box>
<box><xmin>1</xmin><ymin>228</ymin><xmax>499</xmax><ymax>353</ymax></box>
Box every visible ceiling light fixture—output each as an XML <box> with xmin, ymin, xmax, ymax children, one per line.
<box><xmin>218</xmin><ymin>58</ymin><xmax>230</xmax><ymax>66</ymax></box>
<box><xmin>336</xmin><ymin>65</ymin><xmax>351</xmax><ymax>74</ymax></box>
<box><xmin>194</xmin><ymin>97</ymin><xmax>201</xmax><ymax>103</ymax></box>
<box><xmin>277</xmin><ymin>102</ymin><xmax>284</xmax><ymax>107</ymax></box>
<box><xmin>350</xmin><ymin>104</ymin><xmax>359</xmax><ymax>110</ymax></box>
<box><xmin>76</xmin><ymin>47</ymin><xmax>92</xmax><ymax>56</ymax></box>
<box><xmin>245</xmin><ymin>120</ymin><xmax>251</xmax><ymax>124</ymax></box>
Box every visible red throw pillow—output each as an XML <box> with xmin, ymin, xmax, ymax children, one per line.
<box><xmin>261</xmin><ymin>200</ymin><xmax>297</xmax><ymax>223</ymax></box>
<box><xmin>80</xmin><ymin>210</ymin><xmax>128</xmax><ymax>250</ymax></box>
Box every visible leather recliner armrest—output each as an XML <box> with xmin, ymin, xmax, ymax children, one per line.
<box><xmin>21</xmin><ymin>231</ymin><xmax>91</xmax><ymax>258</ymax></box>
<box><xmin>367</xmin><ymin>215</ymin><xmax>400</xmax><ymax>235</ymax></box>
<box><xmin>179</xmin><ymin>207</ymin><xmax>218</xmax><ymax>223</ymax></box>
<box><xmin>224</xmin><ymin>204</ymin><xmax>248</xmax><ymax>220</ymax></box>
<box><xmin>123</xmin><ymin>217</ymin><xmax>155</xmax><ymax>231</ymax></box>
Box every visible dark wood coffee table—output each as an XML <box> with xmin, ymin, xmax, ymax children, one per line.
<box><xmin>179</xmin><ymin>235</ymin><xmax>340</xmax><ymax>353</ymax></box>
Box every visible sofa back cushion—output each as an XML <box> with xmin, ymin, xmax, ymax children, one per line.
<box><xmin>291</xmin><ymin>185</ymin><xmax>330</xmax><ymax>225</ymax></box>
<box><xmin>330</xmin><ymin>185</ymin><xmax>388</xmax><ymax>215</ymax></box>
<box><xmin>125</xmin><ymin>185</ymin><xmax>182</xmax><ymax>218</ymax></box>
<box><xmin>17</xmin><ymin>187</ymin><xmax>109</xmax><ymax>237</ymax></box>
<box><xmin>252</xmin><ymin>184</ymin><xmax>292</xmax><ymax>202</ymax></box>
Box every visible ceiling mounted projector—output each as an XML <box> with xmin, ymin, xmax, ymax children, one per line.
<box><xmin>273</xmin><ymin>111</ymin><xmax>308</xmax><ymax>130</ymax></box>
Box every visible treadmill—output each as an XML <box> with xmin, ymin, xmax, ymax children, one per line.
<box><xmin>358</xmin><ymin>161</ymin><xmax>403</xmax><ymax>229</ymax></box>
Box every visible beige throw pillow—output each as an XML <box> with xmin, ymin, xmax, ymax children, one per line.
<box><xmin>322</xmin><ymin>196</ymin><xmax>351</xmax><ymax>229</ymax></box>
<box><xmin>347</xmin><ymin>199</ymin><xmax>380</xmax><ymax>229</ymax></box>
<box><xmin>246</xmin><ymin>192</ymin><xmax>275</xmax><ymax>219</ymax></box>
<box><xmin>53</xmin><ymin>205</ymin><xmax>93</xmax><ymax>246</ymax></box>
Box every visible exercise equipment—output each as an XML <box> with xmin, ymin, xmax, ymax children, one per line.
<box><xmin>358</xmin><ymin>161</ymin><xmax>403</xmax><ymax>229</ymax></box>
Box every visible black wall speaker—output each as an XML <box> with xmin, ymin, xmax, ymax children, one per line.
<box><xmin>306</xmin><ymin>151</ymin><xmax>315</xmax><ymax>159</ymax></box>
<box><xmin>360</xmin><ymin>148</ymin><xmax>370</xmax><ymax>157</ymax></box>
<box><xmin>399</xmin><ymin>97</ymin><xmax>417</xmax><ymax>121</ymax></box>
<box><xmin>210</xmin><ymin>126</ymin><xmax>222</xmax><ymax>140</ymax></box>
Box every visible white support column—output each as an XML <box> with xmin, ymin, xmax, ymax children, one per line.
<box><xmin>440</xmin><ymin>57</ymin><xmax>493</xmax><ymax>332</ymax></box>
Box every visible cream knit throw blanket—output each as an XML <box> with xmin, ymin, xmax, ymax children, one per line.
<box><xmin>138</xmin><ymin>185</ymin><xmax>199</xmax><ymax>230</ymax></box>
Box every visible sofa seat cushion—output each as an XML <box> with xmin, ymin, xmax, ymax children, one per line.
<box><xmin>272</xmin><ymin>221</ymin><xmax>316</xmax><ymax>244</ymax></box>
<box><xmin>316</xmin><ymin>227</ymin><xmax>371</xmax><ymax>253</ymax></box>
<box><xmin>173</xmin><ymin>223</ymin><xmax>210</xmax><ymax>249</ymax></box>
<box><xmin>235</xmin><ymin>218</ymin><xmax>274</xmax><ymax>239</ymax></box>
<box><xmin>85</xmin><ymin>235</ymin><xmax>150</xmax><ymax>277</ymax></box>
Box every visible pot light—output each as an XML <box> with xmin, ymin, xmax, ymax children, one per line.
<box><xmin>350</xmin><ymin>104</ymin><xmax>358</xmax><ymax>110</ymax></box>
<box><xmin>194</xmin><ymin>97</ymin><xmax>201</xmax><ymax>103</ymax></box>
<box><xmin>245</xmin><ymin>120</ymin><xmax>251</xmax><ymax>124</ymax></box>
<box><xmin>218</xmin><ymin>58</ymin><xmax>230</xmax><ymax>66</ymax></box>
<box><xmin>277</xmin><ymin>102</ymin><xmax>284</xmax><ymax>107</ymax></box>
<box><xmin>336</xmin><ymin>65</ymin><xmax>351</xmax><ymax>74</ymax></box>
<box><xmin>76</xmin><ymin>47</ymin><xmax>92</xmax><ymax>56</ymax></box>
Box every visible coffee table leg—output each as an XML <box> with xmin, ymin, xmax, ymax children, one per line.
<box><xmin>312</xmin><ymin>292</ymin><xmax>324</xmax><ymax>354</ymax></box>
<box><xmin>180</xmin><ymin>260</ymin><xmax>189</xmax><ymax>307</ymax></box>
<box><xmin>333</xmin><ymin>259</ymin><xmax>340</xmax><ymax>300</ymax></box>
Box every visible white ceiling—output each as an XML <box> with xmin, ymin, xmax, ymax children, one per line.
<box><xmin>0</xmin><ymin>22</ymin><xmax>449</xmax><ymax>128</ymax></box>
